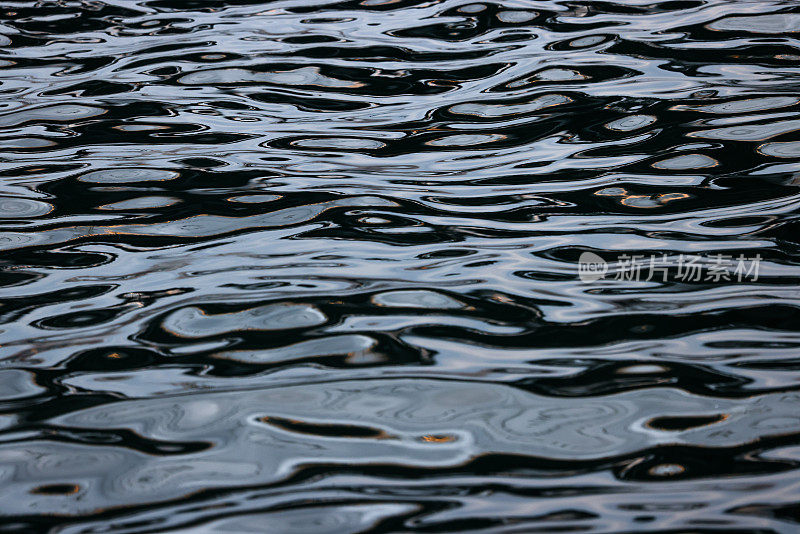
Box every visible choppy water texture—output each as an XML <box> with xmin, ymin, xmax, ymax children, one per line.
<box><xmin>2</xmin><ymin>0</ymin><xmax>800</xmax><ymax>532</ymax></box>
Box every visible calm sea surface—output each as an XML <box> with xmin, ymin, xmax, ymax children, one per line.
<box><xmin>1</xmin><ymin>0</ymin><xmax>800</xmax><ymax>532</ymax></box>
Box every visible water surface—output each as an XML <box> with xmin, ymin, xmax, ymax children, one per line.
<box><xmin>1</xmin><ymin>0</ymin><xmax>800</xmax><ymax>532</ymax></box>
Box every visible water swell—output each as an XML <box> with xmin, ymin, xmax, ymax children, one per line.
<box><xmin>1</xmin><ymin>0</ymin><xmax>800</xmax><ymax>532</ymax></box>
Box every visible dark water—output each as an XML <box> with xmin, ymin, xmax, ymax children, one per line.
<box><xmin>2</xmin><ymin>0</ymin><xmax>800</xmax><ymax>532</ymax></box>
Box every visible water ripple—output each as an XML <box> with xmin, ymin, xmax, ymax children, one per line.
<box><xmin>2</xmin><ymin>0</ymin><xmax>800</xmax><ymax>531</ymax></box>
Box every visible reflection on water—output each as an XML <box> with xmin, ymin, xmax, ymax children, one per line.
<box><xmin>1</xmin><ymin>0</ymin><xmax>800</xmax><ymax>532</ymax></box>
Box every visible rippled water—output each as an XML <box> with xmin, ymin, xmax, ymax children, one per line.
<box><xmin>2</xmin><ymin>0</ymin><xmax>800</xmax><ymax>532</ymax></box>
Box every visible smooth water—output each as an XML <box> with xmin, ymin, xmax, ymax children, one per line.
<box><xmin>1</xmin><ymin>0</ymin><xmax>800</xmax><ymax>532</ymax></box>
